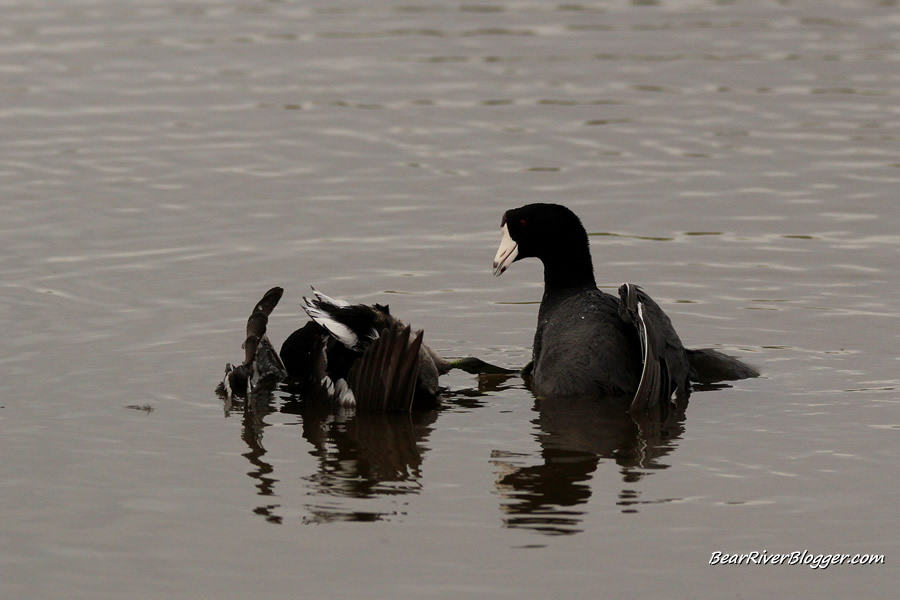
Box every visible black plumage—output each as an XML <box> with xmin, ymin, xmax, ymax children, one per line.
<box><xmin>221</xmin><ymin>287</ymin><xmax>448</xmax><ymax>411</ymax></box>
<box><xmin>220</xmin><ymin>287</ymin><xmax>288</xmax><ymax>398</ymax></box>
<box><xmin>493</xmin><ymin>203</ymin><xmax>757</xmax><ymax>414</ymax></box>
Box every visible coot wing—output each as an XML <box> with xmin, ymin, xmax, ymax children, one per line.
<box><xmin>347</xmin><ymin>322</ymin><xmax>423</xmax><ymax>412</ymax></box>
<box><xmin>618</xmin><ymin>284</ymin><xmax>690</xmax><ymax>415</ymax></box>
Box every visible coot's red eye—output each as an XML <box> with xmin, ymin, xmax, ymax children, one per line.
<box><xmin>519</xmin><ymin>219</ymin><xmax>527</xmax><ymax>228</ymax></box>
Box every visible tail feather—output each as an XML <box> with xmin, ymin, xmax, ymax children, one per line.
<box><xmin>310</xmin><ymin>286</ymin><xmax>350</xmax><ymax>308</ymax></box>
<box><xmin>301</xmin><ymin>291</ymin><xmax>380</xmax><ymax>350</ymax></box>
<box><xmin>686</xmin><ymin>348</ymin><xmax>759</xmax><ymax>384</ymax></box>
<box><xmin>302</xmin><ymin>300</ymin><xmax>359</xmax><ymax>348</ymax></box>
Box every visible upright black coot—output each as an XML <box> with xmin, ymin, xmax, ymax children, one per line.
<box><xmin>221</xmin><ymin>287</ymin><xmax>451</xmax><ymax>411</ymax></box>
<box><xmin>492</xmin><ymin>203</ymin><xmax>757</xmax><ymax>413</ymax></box>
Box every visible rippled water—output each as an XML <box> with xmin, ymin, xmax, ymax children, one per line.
<box><xmin>2</xmin><ymin>1</ymin><xmax>898</xmax><ymax>598</ymax></box>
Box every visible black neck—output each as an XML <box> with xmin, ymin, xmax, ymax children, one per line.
<box><xmin>541</xmin><ymin>248</ymin><xmax>597</xmax><ymax>294</ymax></box>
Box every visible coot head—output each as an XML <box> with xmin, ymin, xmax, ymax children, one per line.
<box><xmin>493</xmin><ymin>203</ymin><xmax>595</xmax><ymax>290</ymax></box>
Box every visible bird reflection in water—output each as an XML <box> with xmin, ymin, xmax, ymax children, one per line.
<box><xmin>297</xmin><ymin>401</ymin><xmax>436</xmax><ymax>524</ymax></box>
<box><xmin>223</xmin><ymin>372</ymin><xmax>518</xmax><ymax>524</ymax></box>
<box><xmin>492</xmin><ymin>396</ymin><xmax>685</xmax><ymax>536</ymax></box>
<box><xmin>223</xmin><ymin>374</ymin><xmax>687</xmax><ymax>532</ymax></box>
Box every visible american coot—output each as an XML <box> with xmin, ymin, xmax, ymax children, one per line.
<box><xmin>281</xmin><ymin>288</ymin><xmax>449</xmax><ymax>410</ymax></box>
<box><xmin>493</xmin><ymin>203</ymin><xmax>758</xmax><ymax>413</ymax></box>
<box><xmin>222</xmin><ymin>287</ymin><xmax>506</xmax><ymax>411</ymax></box>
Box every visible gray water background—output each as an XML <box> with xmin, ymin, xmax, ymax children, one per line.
<box><xmin>1</xmin><ymin>1</ymin><xmax>898</xmax><ymax>598</ymax></box>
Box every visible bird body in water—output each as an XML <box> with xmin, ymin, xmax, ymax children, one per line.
<box><xmin>221</xmin><ymin>288</ymin><xmax>511</xmax><ymax>411</ymax></box>
<box><xmin>493</xmin><ymin>203</ymin><xmax>757</xmax><ymax>414</ymax></box>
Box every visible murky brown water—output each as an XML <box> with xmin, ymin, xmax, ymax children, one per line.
<box><xmin>2</xmin><ymin>1</ymin><xmax>897</xmax><ymax>598</ymax></box>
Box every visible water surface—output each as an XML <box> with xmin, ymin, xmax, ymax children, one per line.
<box><xmin>1</xmin><ymin>1</ymin><xmax>897</xmax><ymax>598</ymax></box>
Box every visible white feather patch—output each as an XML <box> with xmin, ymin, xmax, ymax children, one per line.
<box><xmin>223</xmin><ymin>364</ymin><xmax>234</xmax><ymax>399</ymax></box>
<box><xmin>635</xmin><ymin>300</ymin><xmax>649</xmax><ymax>394</ymax></box>
<box><xmin>321</xmin><ymin>375</ymin><xmax>335</xmax><ymax>397</ymax></box>
<box><xmin>310</xmin><ymin>286</ymin><xmax>350</xmax><ymax>307</ymax></box>
<box><xmin>333</xmin><ymin>378</ymin><xmax>356</xmax><ymax>407</ymax></box>
<box><xmin>637</xmin><ymin>301</ymin><xmax>647</xmax><ymax>361</ymax></box>
<box><xmin>305</xmin><ymin>307</ymin><xmax>359</xmax><ymax>348</ymax></box>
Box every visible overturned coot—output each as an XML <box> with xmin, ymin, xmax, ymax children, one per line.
<box><xmin>220</xmin><ymin>287</ymin><xmax>509</xmax><ymax>411</ymax></box>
